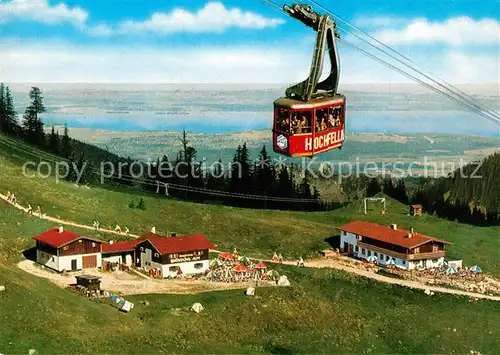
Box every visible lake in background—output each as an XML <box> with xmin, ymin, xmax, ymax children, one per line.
<box><xmin>8</xmin><ymin>83</ymin><xmax>500</xmax><ymax>137</ymax></box>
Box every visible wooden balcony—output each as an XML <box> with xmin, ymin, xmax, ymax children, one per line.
<box><xmin>357</xmin><ymin>242</ymin><xmax>445</xmax><ymax>261</ymax></box>
<box><xmin>407</xmin><ymin>251</ymin><xmax>445</xmax><ymax>261</ymax></box>
<box><xmin>357</xmin><ymin>242</ymin><xmax>408</xmax><ymax>260</ymax></box>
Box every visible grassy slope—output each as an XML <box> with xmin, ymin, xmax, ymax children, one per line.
<box><xmin>1</xmin><ymin>134</ymin><xmax>500</xmax><ymax>353</ymax></box>
<box><xmin>1</xmin><ymin>133</ymin><xmax>499</xmax><ymax>274</ymax></box>
<box><xmin>1</xmin><ymin>205</ymin><xmax>500</xmax><ymax>354</ymax></box>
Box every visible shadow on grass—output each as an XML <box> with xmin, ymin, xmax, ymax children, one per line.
<box><xmin>22</xmin><ymin>246</ymin><xmax>37</xmax><ymax>262</ymax></box>
<box><xmin>323</xmin><ymin>234</ymin><xmax>341</xmax><ymax>249</ymax></box>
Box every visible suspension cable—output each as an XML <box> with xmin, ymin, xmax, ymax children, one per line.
<box><xmin>309</xmin><ymin>0</ymin><xmax>500</xmax><ymax>122</ymax></box>
<box><xmin>338</xmin><ymin>39</ymin><xmax>500</xmax><ymax>126</ymax></box>
<box><xmin>307</xmin><ymin>0</ymin><xmax>500</xmax><ymax>124</ymax></box>
<box><xmin>0</xmin><ymin>136</ymin><xmax>325</xmax><ymax>203</ymax></box>
<box><xmin>265</xmin><ymin>0</ymin><xmax>500</xmax><ymax>125</ymax></box>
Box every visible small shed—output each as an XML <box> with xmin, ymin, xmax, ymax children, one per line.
<box><xmin>410</xmin><ymin>204</ymin><xmax>423</xmax><ymax>216</ymax></box>
<box><xmin>75</xmin><ymin>275</ymin><xmax>102</xmax><ymax>291</ymax></box>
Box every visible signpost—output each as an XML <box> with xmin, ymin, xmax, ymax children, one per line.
<box><xmin>364</xmin><ymin>197</ymin><xmax>386</xmax><ymax>215</ymax></box>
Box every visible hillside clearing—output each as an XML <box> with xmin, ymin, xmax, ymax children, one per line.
<box><xmin>17</xmin><ymin>260</ymin><xmax>267</xmax><ymax>295</ymax></box>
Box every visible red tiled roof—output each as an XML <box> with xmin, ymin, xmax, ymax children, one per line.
<box><xmin>102</xmin><ymin>239</ymin><xmax>141</xmax><ymax>253</ymax></box>
<box><xmin>33</xmin><ymin>227</ymin><xmax>102</xmax><ymax>248</ymax></box>
<box><xmin>138</xmin><ymin>233</ymin><xmax>215</xmax><ymax>255</ymax></box>
<box><xmin>337</xmin><ymin>221</ymin><xmax>451</xmax><ymax>249</ymax></box>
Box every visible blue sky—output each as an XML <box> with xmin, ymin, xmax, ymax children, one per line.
<box><xmin>1</xmin><ymin>0</ymin><xmax>499</xmax><ymax>83</ymax></box>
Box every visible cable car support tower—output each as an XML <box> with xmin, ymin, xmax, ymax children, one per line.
<box><xmin>283</xmin><ymin>3</ymin><xmax>342</xmax><ymax>102</ymax></box>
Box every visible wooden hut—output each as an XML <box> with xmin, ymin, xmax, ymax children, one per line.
<box><xmin>75</xmin><ymin>275</ymin><xmax>102</xmax><ymax>291</ymax></box>
<box><xmin>410</xmin><ymin>204</ymin><xmax>423</xmax><ymax>216</ymax></box>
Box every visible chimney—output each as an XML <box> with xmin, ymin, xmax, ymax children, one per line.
<box><xmin>58</xmin><ymin>226</ymin><xmax>63</xmax><ymax>233</ymax></box>
<box><xmin>407</xmin><ymin>233</ymin><xmax>412</xmax><ymax>238</ymax></box>
<box><xmin>390</xmin><ymin>224</ymin><xmax>397</xmax><ymax>230</ymax></box>
<box><xmin>410</xmin><ymin>227</ymin><xmax>415</xmax><ymax>234</ymax></box>
<box><xmin>151</xmin><ymin>226</ymin><xmax>156</xmax><ymax>234</ymax></box>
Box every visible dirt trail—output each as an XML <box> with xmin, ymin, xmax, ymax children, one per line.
<box><xmin>4</xmin><ymin>192</ymin><xmax>500</xmax><ymax>301</ymax></box>
<box><xmin>272</xmin><ymin>259</ymin><xmax>500</xmax><ymax>302</ymax></box>
<box><xmin>17</xmin><ymin>259</ymin><xmax>260</xmax><ymax>295</ymax></box>
<box><xmin>0</xmin><ymin>193</ymin><xmax>139</xmax><ymax>238</ymax></box>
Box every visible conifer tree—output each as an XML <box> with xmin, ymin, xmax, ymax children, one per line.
<box><xmin>0</xmin><ymin>83</ymin><xmax>5</xmax><ymax>133</ymax></box>
<box><xmin>254</xmin><ymin>145</ymin><xmax>275</xmax><ymax>194</ymax></box>
<box><xmin>61</xmin><ymin>123</ymin><xmax>72</xmax><ymax>158</ymax></box>
<box><xmin>48</xmin><ymin>126</ymin><xmax>60</xmax><ymax>155</ymax></box>
<box><xmin>4</xmin><ymin>87</ymin><xmax>18</xmax><ymax>136</ymax></box>
<box><xmin>23</xmin><ymin>87</ymin><xmax>45</xmax><ymax>146</ymax></box>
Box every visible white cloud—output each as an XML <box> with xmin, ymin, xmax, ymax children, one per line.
<box><xmin>116</xmin><ymin>1</ymin><xmax>285</xmax><ymax>34</ymax></box>
<box><xmin>371</xmin><ymin>17</ymin><xmax>500</xmax><ymax>46</ymax></box>
<box><xmin>0</xmin><ymin>0</ymin><xmax>283</xmax><ymax>36</ymax></box>
<box><xmin>354</xmin><ymin>16</ymin><xmax>409</xmax><ymax>28</ymax></box>
<box><xmin>0</xmin><ymin>39</ymin><xmax>307</xmax><ymax>83</ymax></box>
<box><xmin>1</xmin><ymin>38</ymin><xmax>498</xmax><ymax>85</ymax></box>
<box><xmin>0</xmin><ymin>0</ymin><xmax>88</xmax><ymax>25</ymax></box>
<box><xmin>86</xmin><ymin>24</ymin><xmax>113</xmax><ymax>37</ymax></box>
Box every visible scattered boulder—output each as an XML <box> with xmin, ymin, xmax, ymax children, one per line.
<box><xmin>245</xmin><ymin>287</ymin><xmax>255</xmax><ymax>296</ymax></box>
<box><xmin>28</xmin><ymin>349</ymin><xmax>37</xmax><ymax>355</ymax></box>
<box><xmin>0</xmin><ymin>286</ymin><xmax>5</xmax><ymax>292</ymax></box>
<box><xmin>191</xmin><ymin>302</ymin><xmax>204</xmax><ymax>313</ymax></box>
<box><xmin>277</xmin><ymin>275</ymin><xmax>290</xmax><ymax>287</ymax></box>
<box><xmin>424</xmin><ymin>289</ymin><xmax>431</xmax><ymax>295</ymax></box>
<box><xmin>120</xmin><ymin>300</ymin><xmax>134</xmax><ymax>312</ymax></box>
<box><xmin>142</xmin><ymin>300</ymin><xmax>150</xmax><ymax>306</ymax></box>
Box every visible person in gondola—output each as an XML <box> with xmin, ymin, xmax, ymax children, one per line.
<box><xmin>328</xmin><ymin>113</ymin><xmax>335</xmax><ymax>128</ymax></box>
<box><xmin>315</xmin><ymin>118</ymin><xmax>321</xmax><ymax>132</ymax></box>
<box><xmin>334</xmin><ymin>109</ymin><xmax>341</xmax><ymax>126</ymax></box>
<box><xmin>272</xmin><ymin>252</ymin><xmax>279</xmax><ymax>262</ymax></box>
<box><xmin>320</xmin><ymin>118</ymin><xmax>327</xmax><ymax>131</ymax></box>
<box><xmin>291</xmin><ymin>115</ymin><xmax>299</xmax><ymax>134</ymax></box>
<box><xmin>278</xmin><ymin>253</ymin><xmax>283</xmax><ymax>264</ymax></box>
<box><xmin>300</xmin><ymin>115</ymin><xmax>309</xmax><ymax>133</ymax></box>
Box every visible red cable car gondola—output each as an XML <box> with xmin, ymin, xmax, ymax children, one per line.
<box><xmin>273</xmin><ymin>4</ymin><xmax>346</xmax><ymax>157</ymax></box>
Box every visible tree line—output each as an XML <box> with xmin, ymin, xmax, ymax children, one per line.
<box><xmin>355</xmin><ymin>160</ymin><xmax>500</xmax><ymax>226</ymax></box>
<box><xmin>0</xmin><ymin>84</ymin><xmax>334</xmax><ymax>211</ymax></box>
<box><xmin>408</xmin><ymin>155</ymin><xmax>500</xmax><ymax>226</ymax></box>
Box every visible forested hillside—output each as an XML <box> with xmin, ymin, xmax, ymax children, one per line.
<box><xmin>407</xmin><ymin>153</ymin><xmax>500</xmax><ymax>225</ymax></box>
<box><xmin>0</xmin><ymin>84</ymin><xmax>331</xmax><ymax>211</ymax></box>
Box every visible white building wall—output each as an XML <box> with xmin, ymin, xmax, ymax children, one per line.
<box><xmin>58</xmin><ymin>252</ymin><xmax>102</xmax><ymax>272</ymax></box>
<box><xmin>125</xmin><ymin>254</ymin><xmax>133</xmax><ymax>265</ymax></box>
<box><xmin>102</xmin><ymin>254</ymin><xmax>123</xmax><ymax>264</ymax></box>
<box><xmin>102</xmin><ymin>252</ymin><xmax>134</xmax><ymax>266</ymax></box>
<box><xmin>161</xmin><ymin>259</ymin><xmax>209</xmax><ymax>278</ymax></box>
<box><xmin>409</xmin><ymin>256</ymin><xmax>444</xmax><ymax>270</ymax></box>
<box><xmin>36</xmin><ymin>250</ymin><xmax>59</xmax><ymax>271</ymax></box>
<box><xmin>340</xmin><ymin>231</ymin><xmax>358</xmax><ymax>253</ymax></box>
<box><xmin>340</xmin><ymin>231</ymin><xmax>444</xmax><ymax>271</ymax></box>
<box><xmin>140</xmin><ymin>248</ymin><xmax>153</xmax><ymax>268</ymax></box>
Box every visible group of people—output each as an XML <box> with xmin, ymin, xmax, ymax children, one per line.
<box><xmin>420</xmin><ymin>265</ymin><xmax>483</xmax><ymax>279</ymax></box>
<box><xmin>272</xmin><ymin>251</ymin><xmax>305</xmax><ymax>267</ymax></box>
<box><xmin>6</xmin><ymin>191</ymin><xmax>17</xmax><ymax>204</ymax></box>
<box><xmin>276</xmin><ymin>108</ymin><xmax>343</xmax><ymax>135</ymax></box>
<box><xmin>92</xmin><ymin>220</ymin><xmax>130</xmax><ymax>235</ymax></box>
<box><xmin>5</xmin><ymin>191</ymin><xmax>43</xmax><ymax>218</ymax></box>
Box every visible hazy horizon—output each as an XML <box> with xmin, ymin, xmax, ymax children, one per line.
<box><xmin>6</xmin><ymin>83</ymin><xmax>500</xmax><ymax>137</ymax></box>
